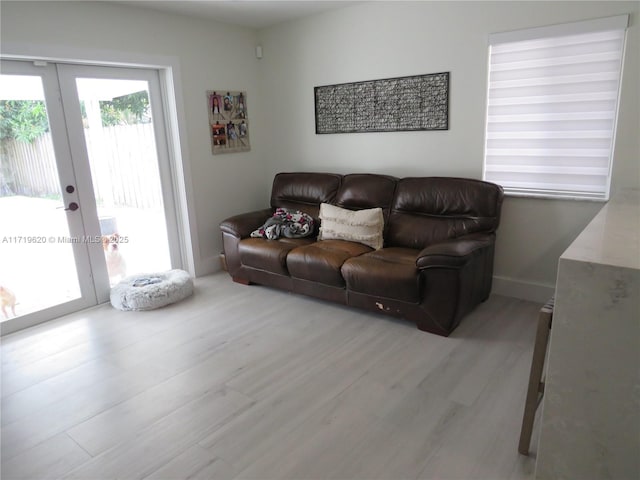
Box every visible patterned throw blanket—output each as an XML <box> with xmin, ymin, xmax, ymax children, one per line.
<box><xmin>251</xmin><ymin>208</ymin><xmax>315</xmax><ymax>240</ymax></box>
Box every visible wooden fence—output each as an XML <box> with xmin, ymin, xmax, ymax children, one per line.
<box><xmin>0</xmin><ymin>123</ymin><xmax>163</xmax><ymax>209</ymax></box>
<box><xmin>1</xmin><ymin>134</ymin><xmax>59</xmax><ymax>197</ymax></box>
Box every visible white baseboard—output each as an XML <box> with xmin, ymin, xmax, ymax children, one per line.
<box><xmin>195</xmin><ymin>255</ymin><xmax>223</xmax><ymax>277</ymax></box>
<box><xmin>492</xmin><ymin>276</ymin><xmax>555</xmax><ymax>304</ymax></box>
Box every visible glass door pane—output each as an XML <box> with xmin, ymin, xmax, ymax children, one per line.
<box><xmin>74</xmin><ymin>76</ymin><xmax>172</xmax><ymax>286</ymax></box>
<box><xmin>1</xmin><ymin>62</ymin><xmax>182</xmax><ymax>334</ymax></box>
<box><xmin>0</xmin><ymin>64</ymin><xmax>95</xmax><ymax>331</ymax></box>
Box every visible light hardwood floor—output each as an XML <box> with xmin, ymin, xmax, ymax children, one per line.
<box><xmin>1</xmin><ymin>273</ymin><xmax>542</xmax><ymax>480</ymax></box>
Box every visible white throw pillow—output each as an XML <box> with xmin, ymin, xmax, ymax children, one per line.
<box><xmin>318</xmin><ymin>203</ymin><xmax>384</xmax><ymax>250</ymax></box>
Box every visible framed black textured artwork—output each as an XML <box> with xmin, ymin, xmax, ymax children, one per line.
<box><xmin>314</xmin><ymin>72</ymin><xmax>449</xmax><ymax>134</ymax></box>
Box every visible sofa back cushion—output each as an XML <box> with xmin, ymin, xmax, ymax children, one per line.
<box><xmin>387</xmin><ymin>177</ymin><xmax>504</xmax><ymax>249</ymax></box>
<box><xmin>334</xmin><ymin>174</ymin><xmax>397</xmax><ymax>208</ymax></box>
<box><xmin>270</xmin><ymin>172</ymin><xmax>342</xmax><ymax>220</ymax></box>
<box><xmin>334</xmin><ymin>173</ymin><xmax>397</xmax><ymax>217</ymax></box>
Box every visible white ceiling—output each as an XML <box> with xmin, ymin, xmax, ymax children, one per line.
<box><xmin>117</xmin><ymin>1</ymin><xmax>360</xmax><ymax>29</ymax></box>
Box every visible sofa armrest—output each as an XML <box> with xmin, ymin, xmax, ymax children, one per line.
<box><xmin>220</xmin><ymin>208</ymin><xmax>273</xmax><ymax>238</ymax></box>
<box><xmin>416</xmin><ymin>233</ymin><xmax>495</xmax><ymax>269</ymax></box>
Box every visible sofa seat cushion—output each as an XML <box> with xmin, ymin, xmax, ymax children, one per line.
<box><xmin>287</xmin><ymin>239</ymin><xmax>373</xmax><ymax>287</ymax></box>
<box><xmin>239</xmin><ymin>237</ymin><xmax>315</xmax><ymax>275</ymax></box>
<box><xmin>342</xmin><ymin>247</ymin><xmax>420</xmax><ymax>303</ymax></box>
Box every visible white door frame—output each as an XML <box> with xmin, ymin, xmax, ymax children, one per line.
<box><xmin>56</xmin><ymin>63</ymin><xmax>184</xmax><ymax>304</ymax></box>
<box><xmin>0</xmin><ymin>45</ymin><xmax>199</xmax><ymax>278</ymax></box>
<box><xmin>1</xmin><ymin>59</ymin><xmax>193</xmax><ymax>335</ymax></box>
<box><xmin>1</xmin><ymin>60</ymin><xmax>98</xmax><ymax>334</ymax></box>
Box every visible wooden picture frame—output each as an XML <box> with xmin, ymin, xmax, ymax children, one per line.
<box><xmin>207</xmin><ymin>90</ymin><xmax>250</xmax><ymax>154</ymax></box>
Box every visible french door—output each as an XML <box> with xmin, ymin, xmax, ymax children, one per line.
<box><xmin>0</xmin><ymin>60</ymin><xmax>180</xmax><ymax>334</ymax></box>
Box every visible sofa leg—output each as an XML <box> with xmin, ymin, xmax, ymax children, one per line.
<box><xmin>415</xmin><ymin>319</ymin><xmax>451</xmax><ymax>337</ymax></box>
<box><xmin>232</xmin><ymin>277</ymin><xmax>251</xmax><ymax>286</ymax></box>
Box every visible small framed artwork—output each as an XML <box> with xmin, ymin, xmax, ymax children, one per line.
<box><xmin>207</xmin><ymin>90</ymin><xmax>250</xmax><ymax>154</ymax></box>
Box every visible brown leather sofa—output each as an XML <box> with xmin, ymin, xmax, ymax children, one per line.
<box><xmin>220</xmin><ymin>172</ymin><xmax>504</xmax><ymax>336</ymax></box>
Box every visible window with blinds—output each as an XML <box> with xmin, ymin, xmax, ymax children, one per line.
<box><xmin>483</xmin><ymin>15</ymin><xmax>628</xmax><ymax>200</ymax></box>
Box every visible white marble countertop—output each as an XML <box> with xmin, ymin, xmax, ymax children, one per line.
<box><xmin>536</xmin><ymin>187</ymin><xmax>640</xmax><ymax>480</ymax></box>
<box><xmin>561</xmin><ymin>188</ymin><xmax>640</xmax><ymax>270</ymax></box>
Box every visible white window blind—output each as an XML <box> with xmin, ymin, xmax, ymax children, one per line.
<box><xmin>483</xmin><ymin>15</ymin><xmax>628</xmax><ymax>200</ymax></box>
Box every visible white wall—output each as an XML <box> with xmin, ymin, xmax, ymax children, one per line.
<box><xmin>2</xmin><ymin>1</ymin><xmax>637</xmax><ymax>297</ymax></box>
<box><xmin>0</xmin><ymin>0</ymin><xmax>266</xmax><ymax>276</ymax></box>
<box><xmin>257</xmin><ymin>1</ymin><xmax>640</xmax><ymax>300</ymax></box>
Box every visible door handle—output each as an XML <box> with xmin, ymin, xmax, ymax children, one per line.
<box><xmin>56</xmin><ymin>202</ymin><xmax>79</xmax><ymax>211</ymax></box>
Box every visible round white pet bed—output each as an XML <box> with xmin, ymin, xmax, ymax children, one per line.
<box><xmin>110</xmin><ymin>269</ymin><xmax>194</xmax><ymax>311</ymax></box>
